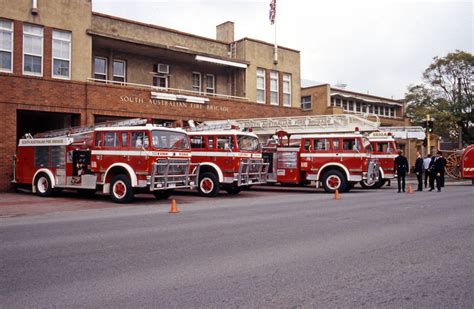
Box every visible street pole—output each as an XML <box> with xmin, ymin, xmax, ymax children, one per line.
<box><xmin>458</xmin><ymin>77</ymin><xmax>463</xmax><ymax>149</ymax></box>
<box><xmin>426</xmin><ymin>114</ymin><xmax>430</xmax><ymax>154</ymax></box>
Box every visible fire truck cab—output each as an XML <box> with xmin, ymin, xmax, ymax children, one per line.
<box><xmin>13</xmin><ymin>119</ymin><xmax>197</xmax><ymax>203</ymax></box>
<box><xmin>187</xmin><ymin>130</ymin><xmax>268</xmax><ymax>197</ymax></box>
<box><xmin>263</xmin><ymin>132</ymin><xmax>378</xmax><ymax>193</ymax></box>
<box><xmin>360</xmin><ymin>132</ymin><xmax>398</xmax><ymax>188</ymax></box>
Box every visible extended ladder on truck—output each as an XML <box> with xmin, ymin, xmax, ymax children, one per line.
<box><xmin>190</xmin><ymin>114</ymin><xmax>381</xmax><ymax>136</ymax></box>
<box><xmin>33</xmin><ymin>118</ymin><xmax>149</xmax><ymax>138</ymax></box>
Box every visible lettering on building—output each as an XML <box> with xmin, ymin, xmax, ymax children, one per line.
<box><xmin>119</xmin><ymin>96</ymin><xmax>229</xmax><ymax>113</ymax></box>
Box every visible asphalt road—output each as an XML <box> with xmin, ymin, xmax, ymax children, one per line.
<box><xmin>1</xmin><ymin>185</ymin><xmax>473</xmax><ymax>308</ymax></box>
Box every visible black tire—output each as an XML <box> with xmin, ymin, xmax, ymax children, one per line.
<box><xmin>152</xmin><ymin>189</ymin><xmax>173</xmax><ymax>200</ymax></box>
<box><xmin>34</xmin><ymin>172</ymin><xmax>53</xmax><ymax>197</ymax></box>
<box><xmin>360</xmin><ymin>179</ymin><xmax>378</xmax><ymax>189</ymax></box>
<box><xmin>110</xmin><ymin>174</ymin><xmax>134</xmax><ymax>204</ymax></box>
<box><xmin>224</xmin><ymin>186</ymin><xmax>242</xmax><ymax>195</ymax></box>
<box><xmin>321</xmin><ymin>170</ymin><xmax>347</xmax><ymax>193</ymax></box>
<box><xmin>198</xmin><ymin>172</ymin><xmax>220</xmax><ymax>197</ymax></box>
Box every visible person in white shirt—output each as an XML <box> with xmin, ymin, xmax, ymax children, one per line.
<box><xmin>423</xmin><ymin>153</ymin><xmax>432</xmax><ymax>189</ymax></box>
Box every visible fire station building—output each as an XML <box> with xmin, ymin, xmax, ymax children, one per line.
<box><xmin>0</xmin><ymin>0</ymin><xmax>309</xmax><ymax>191</ymax></box>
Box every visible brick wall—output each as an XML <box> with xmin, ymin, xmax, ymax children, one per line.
<box><xmin>0</xmin><ymin>76</ymin><xmax>305</xmax><ymax>191</ymax></box>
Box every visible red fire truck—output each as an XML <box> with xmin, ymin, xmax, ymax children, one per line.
<box><xmin>460</xmin><ymin>145</ymin><xmax>474</xmax><ymax>181</ymax></box>
<box><xmin>187</xmin><ymin>126</ymin><xmax>268</xmax><ymax>197</ymax></box>
<box><xmin>360</xmin><ymin>132</ymin><xmax>398</xmax><ymax>188</ymax></box>
<box><xmin>263</xmin><ymin>131</ymin><xmax>378</xmax><ymax>193</ymax></box>
<box><xmin>13</xmin><ymin>119</ymin><xmax>197</xmax><ymax>203</ymax></box>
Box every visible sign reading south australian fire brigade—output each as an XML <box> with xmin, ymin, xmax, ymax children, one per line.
<box><xmin>119</xmin><ymin>95</ymin><xmax>230</xmax><ymax>113</ymax></box>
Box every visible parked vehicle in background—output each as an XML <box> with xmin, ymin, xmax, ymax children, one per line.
<box><xmin>13</xmin><ymin>119</ymin><xmax>197</xmax><ymax>203</ymax></box>
<box><xmin>444</xmin><ymin>144</ymin><xmax>474</xmax><ymax>183</ymax></box>
<box><xmin>263</xmin><ymin>131</ymin><xmax>378</xmax><ymax>193</ymax></box>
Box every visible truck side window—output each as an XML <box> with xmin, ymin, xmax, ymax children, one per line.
<box><xmin>314</xmin><ymin>138</ymin><xmax>329</xmax><ymax>151</ymax></box>
<box><xmin>121</xmin><ymin>132</ymin><xmax>129</xmax><ymax>147</ymax></box>
<box><xmin>103</xmin><ymin>132</ymin><xmax>118</xmax><ymax>147</ymax></box>
<box><xmin>190</xmin><ymin>136</ymin><xmax>206</xmax><ymax>149</ymax></box>
<box><xmin>342</xmin><ymin>139</ymin><xmax>355</xmax><ymax>150</ymax></box>
<box><xmin>217</xmin><ymin>136</ymin><xmax>234</xmax><ymax>150</ymax></box>
<box><xmin>95</xmin><ymin>132</ymin><xmax>102</xmax><ymax>146</ymax></box>
<box><xmin>303</xmin><ymin>139</ymin><xmax>311</xmax><ymax>151</ymax></box>
<box><xmin>208</xmin><ymin>136</ymin><xmax>214</xmax><ymax>149</ymax></box>
<box><xmin>332</xmin><ymin>139</ymin><xmax>340</xmax><ymax>151</ymax></box>
<box><xmin>131</xmin><ymin>132</ymin><xmax>145</xmax><ymax>148</ymax></box>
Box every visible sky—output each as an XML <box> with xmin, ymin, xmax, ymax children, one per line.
<box><xmin>92</xmin><ymin>0</ymin><xmax>472</xmax><ymax>99</ymax></box>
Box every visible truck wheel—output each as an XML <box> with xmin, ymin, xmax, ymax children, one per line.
<box><xmin>198</xmin><ymin>172</ymin><xmax>219</xmax><ymax>197</ymax></box>
<box><xmin>35</xmin><ymin>172</ymin><xmax>53</xmax><ymax>197</ymax></box>
<box><xmin>360</xmin><ymin>179</ymin><xmax>378</xmax><ymax>189</ymax></box>
<box><xmin>322</xmin><ymin>170</ymin><xmax>347</xmax><ymax>193</ymax></box>
<box><xmin>225</xmin><ymin>186</ymin><xmax>242</xmax><ymax>195</ymax></box>
<box><xmin>153</xmin><ymin>190</ymin><xmax>173</xmax><ymax>200</ymax></box>
<box><xmin>110</xmin><ymin>175</ymin><xmax>134</xmax><ymax>204</ymax></box>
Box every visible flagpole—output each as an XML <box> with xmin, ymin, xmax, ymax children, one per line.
<box><xmin>273</xmin><ymin>0</ymin><xmax>278</xmax><ymax>64</ymax></box>
<box><xmin>274</xmin><ymin>16</ymin><xmax>278</xmax><ymax>64</ymax></box>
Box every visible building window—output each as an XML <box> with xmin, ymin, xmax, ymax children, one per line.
<box><xmin>205</xmin><ymin>74</ymin><xmax>215</xmax><ymax>94</ymax></box>
<box><xmin>335</xmin><ymin>98</ymin><xmax>341</xmax><ymax>107</ymax></box>
<box><xmin>192</xmin><ymin>72</ymin><xmax>201</xmax><ymax>92</ymax></box>
<box><xmin>356</xmin><ymin>102</ymin><xmax>361</xmax><ymax>112</ymax></box>
<box><xmin>113</xmin><ymin>59</ymin><xmax>126</xmax><ymax>82</ymax></box>
<box><xmin>94</xmin><ymin>57</ymin><xmax>107</xmax><ymax>80</ymax></box>
<box><xmin>153</xmin><ymin>75</ymin><xmax>168</xmax><ymax>89</ymax></box>
<box><xmin>283</xmin><ymin>73</ymin><xmax>291</xmax><ymax>107</ymax></box>
<box><xmin>23</xmin><ymin>24</ymin><xmax>43</xmax><ymax>76</ymax></box>
<box><xmin>0</xmin><ymin>19</ymin><xmax>13</xmax><ymax>73</ymax></box>
<box><xmin>270</xmin><ymin>71</ymin><xmax>278</xmax><ymax>105</ymax></box>
<box><xmin>390</xmin><ymin>107</ymin><xmax>395</xmax><ymax>118</ymax></box>
<box><xmin>301</xmin><ymin>96</ymin><xmax>311</xmax><ymax>110</ymax></box>
<box><xmin>368</xmin><ymin>104</ymin><xmax>373</xmax><ymax>114</ymax></box>
<box><xmin>52</xmin><ymin>30</ymin><xmax>71</xmax><ymax>79</ymax></box>
<box><xmin>256</xmin><ymin>68</ymin><xmax>265</xmax><ymax>103</ymax></box>
<box><xmin>348</xmin><ymin>101</ymin><xmax>354</xmax><ymax>112</ymax></box>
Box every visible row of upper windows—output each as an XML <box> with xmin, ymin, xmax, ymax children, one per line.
<box><xmin>331</xmin><ymin>97</ymin><xmax>397</xmax><ymax>118</ymax></box>
<box><xmin>93</xmin><ymin>57</ymin><xmax>217</xmax><ymax>94</ymax></box>
<box><xmin>300</xmin><ymin>95</ymin><xmax>397</xmax><ymax>118</ymax></box>
<box><xmin>256</xmin><ymin>68</ymin><xmax>292</xmax><ymax>107</ymax></box>
<box><xmin>0</xmin><ymin>19</ymin><xmax>71</xmax><ymax>79</ymax></box>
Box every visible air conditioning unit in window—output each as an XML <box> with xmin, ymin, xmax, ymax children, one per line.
<box><xmin>153</xmin><ymin>63</ymin><xmax>169</xmax><ymax>74</ymax></box>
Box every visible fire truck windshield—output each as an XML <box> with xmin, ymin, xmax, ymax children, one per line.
<box><xmin>237</xmin><ymin>135</ymin><xmax>260</xmax><ymax>151</ymax></box>
<box><xmin>151</xmin><ymin>130</ymin><xmax>190</xmax><ymax>150</ymax></box>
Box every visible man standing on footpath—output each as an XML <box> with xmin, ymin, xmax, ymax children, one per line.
<box><xmin>394</xmin><ymin>149</ymin><xmax>409</xmax><ymax>193</ymax></box>
<box><xmin>414</xmin><ymin>151</ymin><xmax>424</xmax><ymax>191</ymax></box>
<box><xmin>423</xmin><ymin>153</ymin><xmax>432</xmax><ymax>188</ymax></box>
<box><xmin>433</xmin><ymin>151</ymin><xmax>447</xmax><ymax>192</ymax></box>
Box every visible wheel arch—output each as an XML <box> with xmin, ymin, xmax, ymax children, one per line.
<box><xmin>317</xmin><ymin>163</ymin><xmax>350</xmax><ymax>181</ymax></box>
<box><xmin>103</xmin><ymin>163</ymin><xmax>137</xmax><ymax>193</ymax></box>
<box><xmin>32</xmin><ymin>168</ymin><xmax>56</xmax><ymax>193</ymax></box>
<box><xmin>194</xmin><ymin>162</ymin><xmax>223</xmax><ymax>182</ymax></box>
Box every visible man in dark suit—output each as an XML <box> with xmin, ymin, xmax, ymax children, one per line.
<box><xmin>428</xmin><ymin>154</ymin><xmax>437</xmax><ymax>191</ymax></box>
<box><xmin>433</xmin><ymin>151</ymin><xmax>447</xmax><ymax>192</ymax></box>
<box><xmin>414</xmin><ymin>151</ymin><xmax>424</xmax><ymax>191</ymax></box>
<box><xmin>394</xmin><ymin>149</ymin><xmax>409</xmax><ymax>193</ymax></box>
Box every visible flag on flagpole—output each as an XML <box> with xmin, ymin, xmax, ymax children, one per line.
<box><xmin>269</xmin><ymin>0</ymin><xmax>276</xmax><ymax>25</ymax></box>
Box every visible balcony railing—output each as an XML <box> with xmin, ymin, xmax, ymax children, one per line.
<box><xmin>87</xmin><ymin>78</ymin><xmax>249</xmax><ymax>101</ymax></box>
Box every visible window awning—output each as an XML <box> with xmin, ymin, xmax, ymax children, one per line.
<box><xmin>195</xmin><ymin>55</ymin><xmax>247</xmax><ymax>69</ymax></box>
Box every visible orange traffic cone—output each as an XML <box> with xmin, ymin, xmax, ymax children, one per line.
<box><xmin>334</xmin><ymin>189</ymin><xmax>340</xmax><ymax>200</ymax></box>
<box><xmin>407</xmin><ymin>184</ymin><xmax>413</xmax><ymax>194</ymax></box>
<box><xmin>169</xmin><ymin>199</ymin><xmax>179</xmax><ymax>214</ymax></box>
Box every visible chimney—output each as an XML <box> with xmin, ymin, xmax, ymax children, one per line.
<box><xmin>216</xmin><ymin>21</ymin><xmax>234</xmax><ymax>43</ymax></box>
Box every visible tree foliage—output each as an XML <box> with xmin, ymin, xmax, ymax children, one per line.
<box><xmin>405</xmin><ymin>50</ymin><xmax>473</xmax><ymax>145</ymax></box>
